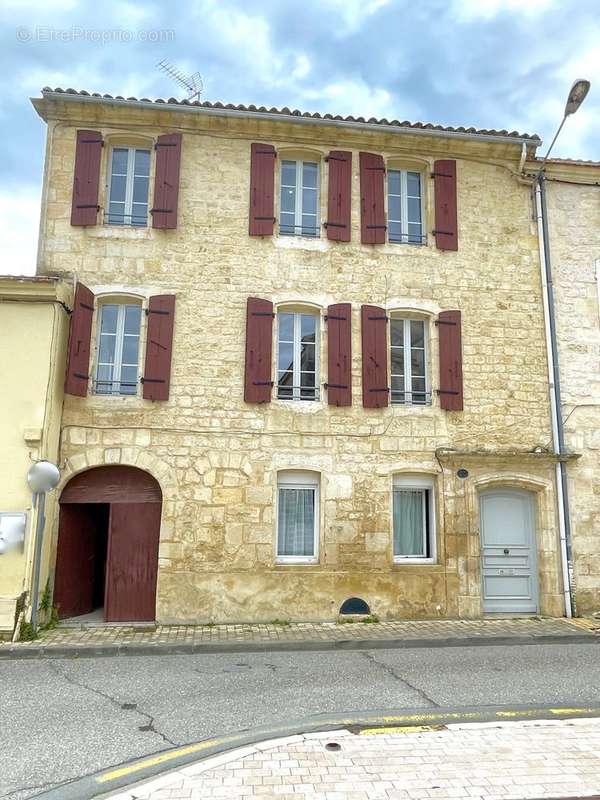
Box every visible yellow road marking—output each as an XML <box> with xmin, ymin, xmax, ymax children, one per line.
<box><xmin>96</xmin><ymin>735</ymin><xmax>242</xmax><ymax>782</ymax></box>
<box><xmin>359</xmin><ymin>725</ymin><xmax>443</xmax><ymax>735</ymax></box>
<box><xmin>95</xmin><ymin>707</ymin><xmax>600</xmax><ymax>785</ymax></box>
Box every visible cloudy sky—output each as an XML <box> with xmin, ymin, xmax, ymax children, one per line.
<box><xmin>0</xmin><ymin>0</ymin><xmax>598</xmax><ymax>275</ymax></box>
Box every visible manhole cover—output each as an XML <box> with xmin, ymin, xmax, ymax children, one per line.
<box><xmin>325</xmin><ymin>742</ymin><xmax>342</xmax><ymax>751</ymax></box>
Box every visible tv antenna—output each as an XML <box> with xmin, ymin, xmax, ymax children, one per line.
<box><xmin>157</xmin><ymin>59</ymin><xmax>203</xmax><ymax>101</ymax></box>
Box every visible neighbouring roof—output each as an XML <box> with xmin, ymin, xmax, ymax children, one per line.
<box><xmin>36</xmin><ymin>87</ymin><xmax>542</xmax><ymax>146</ymax></box>
<box><xmin>536</xmin><ymin>157</ymin><xmax>600</xmax><ymax>167</ymax></box>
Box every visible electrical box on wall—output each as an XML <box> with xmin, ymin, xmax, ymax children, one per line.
<box><xmin>0</xmin><ymin>513</ymin><xmax>27</xmax><ymax>555</ymax></box>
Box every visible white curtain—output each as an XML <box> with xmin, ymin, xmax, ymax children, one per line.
<box><xmin>278</xmin><ymin>488</ymin><xmax>315</xmax><ymax>556</ymax></box>
<box><xmin>393</xmin><ymin>489</ymin><xmax>425</xmax><ymax>556</ymax></box>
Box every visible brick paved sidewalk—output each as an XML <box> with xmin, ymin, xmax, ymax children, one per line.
<box><xmin>105</xmin><ymin>717</ymin><xmax>600</xmax><ymax>800</ymax></box>
<box><xmin>2</xmin><ymin>616</ymin><xmax>598</xmax><ymax>658</ymax></box>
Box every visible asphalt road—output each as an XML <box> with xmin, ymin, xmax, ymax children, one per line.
<box><xmin>2</xmin><ymin>642</ymin><xmax>600</xmax><ymax>799</ymax></box>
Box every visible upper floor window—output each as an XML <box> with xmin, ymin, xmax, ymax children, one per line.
<box><xmin>390</xmin><ymin>317</ymin><xmax>429</xmax><ymax>405</ymax></box>
<box><xmin>277</xmin><ymin>470</ymin><xmax>319</xmax><ymax>563</ymax></box>
<box><xmin>95</xmin><ymin>302</ymin><xmax>142</xmax><ymax>395</ymax></box>
<box><xmin>387</xmin><ymin>170</ymin><xmax>424</xmax><ymax>245</ymax></box>
<box><xmin>107</xmin><ymin>147</ymin><xmax>151</xmax><ymax>227</ymax></box>
<box><xmin>277</xmin><ymin>311</ymin><xmax>319</xmax><ymax>401</ymax></box>
<box><xmin>393</xmin><ymin>474</ymin><xmax>436</xmax><ymax>562</ymax></box>
<box><xmin>279</xmin><ymin>160</ymin><xmax>319</xmax><ymax>237</ymax></box>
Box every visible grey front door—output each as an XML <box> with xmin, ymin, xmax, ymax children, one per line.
<box><xmin>479</xmin><ymin>489</ymin><xmax>539</xmax><ymax>613</ymax></box>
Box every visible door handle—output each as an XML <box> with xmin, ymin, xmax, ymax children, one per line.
<box><xmin>503</xmin><ymin>548</ymin><xmax>510</xmax><ymax>555</ymax></box>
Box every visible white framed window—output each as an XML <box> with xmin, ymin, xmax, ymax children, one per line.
<box><xmin>390</xmin><ymin>317</ymin><xmax>429</xmax><ymax>405</ymax></box>
<box><xmin>279</xmin><ymin>159</ymin><xmax>319</xmax><ymax>237</ymax></box>
<box><xmin>106</xmin><ymin>147</ymin><xmax>151</xmax><ymax>227</ymax></box>
<box><xmin>276</xmin><ymin>471</ymin><xmax>319</xmax><ymax>563</ymax></box>
<box><xmin>393</xmin><ymin>474</ymin><xmax>436</xmax><ymax>563</ymax></box>
<box><xmin>387</xmin><ymin>169</ymin><xmax>424</xmax><ymax>245</ymax></box>
<box><xmin>277</xmin><ymin>311</ymin><xmax>319</xmax><ymax>401</ymax></box>
<box><xmin>95</xmin><ymin>303</ymin><xmax>142</xmax><ymax>396</ymax></box>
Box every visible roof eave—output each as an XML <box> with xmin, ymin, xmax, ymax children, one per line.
<box><xmin>32</xmin><ymin>92</ymin><xmax>542</xmax><ymax>150</ymax></box>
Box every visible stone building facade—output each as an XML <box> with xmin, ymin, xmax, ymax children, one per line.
<box><xmin>542</xmin><ymin>159</ymin><xmax>600</xmax><ymax>614</ymax></box>
<box><xmin>30</xmin><ymin>88</ymin><xmax>569</xmax><ymax>623</ymax></box>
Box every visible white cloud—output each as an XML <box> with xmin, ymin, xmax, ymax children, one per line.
<box><xmin>0</xmin><ymin>186</ymin><xmax>40</xmax><ymax>276</ymax></box>
<box><xmin>452</xmin><ymin>0</ymin><xmax>557</xmax><ymax>20</ymax></box>
<box><xmin>323</xmin><ymin>0</ymin><xmax>391</xmax><ymax>32</ymax></box>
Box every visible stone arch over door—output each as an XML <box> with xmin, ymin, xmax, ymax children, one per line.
<box><xmin>55</xmin><ymin>465</ymin><xmax>163</xmax><ymax>622</ymax></box>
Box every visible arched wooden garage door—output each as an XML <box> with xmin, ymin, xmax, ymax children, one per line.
<box><xmin>55</xmin><ymin>466</ymin><xmax>162</xmax><ymax>622</ymax></box>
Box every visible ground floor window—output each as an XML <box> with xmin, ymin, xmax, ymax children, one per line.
<box><xmin>393</xmin><ymin>474</ymin><xmax>436</xmax><ymax>562</ymax></box>
<box><xmin>276</xmin><ymin>470</ymin><xmax>319</xmax><ymax>563</ymax></box>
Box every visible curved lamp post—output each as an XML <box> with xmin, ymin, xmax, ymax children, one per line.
<box><xmin>26</xmin><ymin>461</ymin><xmax>60</xmax><ymax>631</ymax></box>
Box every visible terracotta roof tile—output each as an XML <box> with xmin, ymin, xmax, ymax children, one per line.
<box><xmin>40</xmin><ymin>87</ymin><xmax>542</xmax><ymax>143</ymax></box>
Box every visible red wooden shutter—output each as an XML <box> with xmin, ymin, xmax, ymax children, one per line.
<box><xmin>64</xmin><ymin>282</ymin><xmax>94</xmax><ymax>396</ymax></box>
<box><xmin>433</xmin><ymin>160</ymin><xmax>458</xmax><ymax>251</ymax></box>
<box><xmin>326</xmin><ymin>303</ymin><xmax>352</xmax><ymax>406</ymax></box>
<box><xmin>249</xmin><ymin>143</ymin><xmax>276</xmax><ymax>236</ymax></box>
<box><xmin>361</xmin><ymin>305</ymin><xmax>389</xmax><ymax>408</ymax></box>
<box><xmin>151</xmin><ymin>133</ymin><xmax>182</xmax><ymax>230</ymax></box>
<box><xmin>360</xmin><ymin>152</ymin><xmax>386</xmax><ymax>244</ymax></box>
<box><xmin>437</xmin><ymin>310</ymin><xmax>463</xmax><ymax>410</ymax></box>
<box><xmin>325</xmin><ymin>151</ymin><xmax>352</xmax><ymax>242</ymax></box>
<box><xmin>70</xmin><ymin>130</ymin><xmax>103</xmax><ymax>226</ymax></box>
<box><xmin>142</xmin><ymin>295</ymin><xmax>176</xmax><ymax>401</ymax></box>
<box><xmin>244</xmin><ymin>297</ymin><xmax>274</xmax><ymax>402</ymax></box>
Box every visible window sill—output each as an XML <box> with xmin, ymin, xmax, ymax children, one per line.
<box><xmin>86</xmin><ymin>226</ymin><xmax>153</xmax><ymax>240</ymax></box>
<box><xmin>393</xmin><ymin>558</ymin><xmax>437</xmax><ymax>565</ymax></box>
<box><xmin>274</xmin><ymin>235</ymin><xmax>328</xmax><ymax>252</ymax></box>
<box><xmin>275</xmin><ymin>557</ymin><xmax>319</xmax><ymax>566</ymax></box>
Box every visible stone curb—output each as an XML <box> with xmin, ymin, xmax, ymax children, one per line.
<box><xmin>31</xmin><ymin>703</ymin><xmax>600</xmax><ymax>800</ymax></box>
<box><xmin>2</xmin><ymin>631</ymin><xmax>597</xmax><ymax>659</ymax></box>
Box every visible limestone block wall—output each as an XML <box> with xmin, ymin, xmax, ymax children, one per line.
<box><xmin>34</xmin><ymin>96</ymin><xmax>563</xmax><ymax>621</ymax></box>
<box><xmin>545</xmin><ymin>166</ymin><xmax>600</xmax><ymax>613</ymax></box>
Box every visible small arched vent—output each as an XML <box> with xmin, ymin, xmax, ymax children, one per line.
<box><xmin>339</xmin><ymin>597</ymin><xmax>370</xmax><ymax>615</ymax></box>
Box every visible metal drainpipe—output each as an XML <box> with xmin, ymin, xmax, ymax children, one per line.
<box><xmin>536</xmin><ymin>173</ymin><xmax>574</xmax><ymax>617</ymax></box>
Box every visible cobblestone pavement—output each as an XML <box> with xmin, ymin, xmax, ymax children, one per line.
<box><xmin>3</xmin><ymin>616</ymin><xmax>597</xmax><ymax>655</ymax></box>
<box><xmin>107</xmin><ymin>718</ymin><xmax>600</xmax><ymax>800</ymax></box>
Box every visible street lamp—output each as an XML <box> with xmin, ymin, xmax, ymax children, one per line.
<box><xmin>27</xmin><ymin>461</ymin><xmax>60</xmax><ymax>631</ymax></box>
<box><xmin>538</xmin><ymin>79</ymin><xmax>591</xmax><ymax>171</ymax></box>
<box><xmin>534</xmin><ymin>78</ymin><xmax>590</xmax><ymax>619</ymax></box>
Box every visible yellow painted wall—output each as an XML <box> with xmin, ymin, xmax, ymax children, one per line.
<box><xmin>0</xmin><ymin>277</ymin><xmax>70</xmax><ymax>632</ymax></box>
<box><xmin>33</xmin><ymin>96</ymin><xmax>566</xmax><ymax>622</ymax></box>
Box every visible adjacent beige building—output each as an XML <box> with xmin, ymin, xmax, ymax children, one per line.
<box><xmin>541</xmin><ymin>158</ymin><xmax>600</xmax><ymax>614</ymax></box>
<box><xmin>0</xmin><ymin>275</ymin><xmax>71</xmax><ymax>635</ymax></box>
<box><xmin>23</xmin><ymin>87</ymin><xmax>574</xmax><ymax>625</ymax></box>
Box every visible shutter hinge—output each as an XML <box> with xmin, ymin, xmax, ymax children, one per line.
<box><xmin>436</xmin><ymin>389</ymin><xmax>459</xmax><ymax>395</ymax></box>
<box><xmin>323</xmin><ymin>222</ymin><xmax>346</xmax><ymax>228</ymax></box>
<box><xmin>324</xmin><ymin>314</ymin><xmax>346</xmax><ymax>321</ymax></box>
<box><xmin>76</xmin><ymin>204</ymin><xmax>100</xmax><ymax>210</ymax></box>
<box><xmin>155</xmin><ymin>141</ymin><xmax>178</xmax><ymax>149</ymax></box>
<box><xmin>141</xmin><ymin>377</ymin><xmax>166</xmax><ymax>384</ymax></box>
<box><xmin>256</xmin><ymin>150</ymin><xmax>277</xmax><ymax>156</ymax></box>
<box><xmin>366</xmin><ymin>166</ymin><xmax>386</xmax><ymax>172</ymax></box>
<box><xmin>325</xmin><ymin>155</ymin><xmax>347</xmax><ymax>162</ymax></box>
<box><xmin>324</xmin><ymin>383</ymin><xmax>348</xmax><ymax>390</ymax></box>
<box><xmin>81</xmin><ymin>139</ymin><xmax>103</xmax><ymax>145</ymax></box>
<box><xmin>368</xmin><ymin>315</ymin><xmax>389</xmax><ymax>321</ymax></box>
<box><xmin>79</xmin><ymin>302</ymin><xmax>94</xmax><ymax>311</ymax></box>
<box><xmin>252</xmin><ymin>311</ymin><xmax>275</xmax><ymax>318</ymax></box>
<box><xmin>150</xmin><ymin>208</ymin><xmax>173</xmax><ymax>214</ymax></box>
<box><xmin>73</xmin><ymin>373</ymin><xmax>89</xmax><ymax>380</ymax></box>
<box><xmin>430</xmin><ymin>172</ymin><xmax>453</xmax><ymax>178</ymax></box>
<box><xmin>432</xmin><ymin>230</ymin><xmax>455</xmax><ymax>236</ymax></box>
<box><xmin>254</xmin><ymin>216</ymin><xmax>276</xmax><ymax>221</ymax></box>
<box><xmin>366</xmin><ymin>225</ymin><xmax>387</xmax><ymax>230</ymax></box>
<box><xmin>253</xmin><ymin>381</ymin><xmax>274</xmax><ymax>386</ymax></box>
<box><xmin>146</xmin><ymin>308</ymin><xmax>171</xmax><ymax>316</ymax></box>
<box><xmin>369</xmin><ymin>387</ymin><xmax>390</xmax><ymax>392</ymax></box>
<box><xmin>435</xmin><ymin>319</ymin><xmax>457</xmax><ymax>326</ymax></box>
